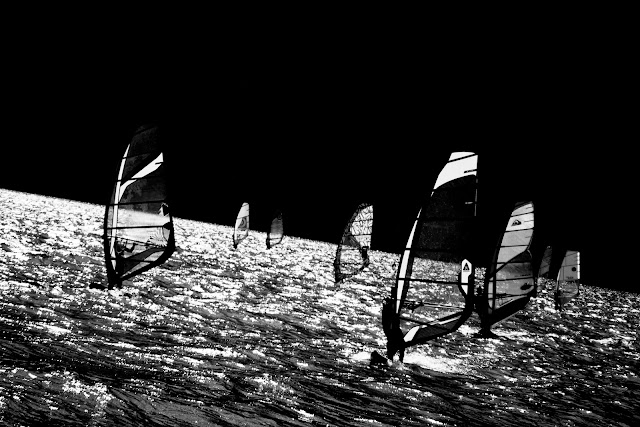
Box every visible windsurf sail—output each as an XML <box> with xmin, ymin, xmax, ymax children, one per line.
<box><xmin>233</xmin><ymin>202</ymin><xmax>250</xmax><ymax>248</ymax></box>
<box><xmin>334</xmin><ymin>203</ymin><xmax>373</xmax><ymax>283</ymax></box>
<box><xmin>538</xmin><ymin>245</ymin><xmax>553</xmax><ymax>278</ymax></box>
<box><xmin>386</xmin><ymin>152</ymin><xmax>478</xmax><ymax>355</ymax></box>
<box><xmin>555</xmin><ymin>250</ymin><xmax>580</xmax><ymax>309</ymax></box>
<box><xmin>266</xmin><ymin>210</ymin><xmax>283</xmax><ymax>249</ymax></box>
<box><xmin>478</xmin><ymin>201</ymin><xmax>535</xmax><ymax>332</ymax></box>
<box><xmin>103</xmin><ymin>125</ymin><xmax>175</xmax><ymax>289</ymax></box>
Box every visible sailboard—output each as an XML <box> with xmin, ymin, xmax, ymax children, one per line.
<box><xmin>477</xmin><ymin>201</ymin><xmax>535</xmax><ymax>335</ymax></box>
<box><xmin>103</xmin><ymin>125</ymin><xmax>175</xmax><ymax>289</ymax></box>
<box><xmin>382</xmin><ymin>152</ymin><xmax>478</xmax><ymax>361</ymax></box>
<box><xmin>334</xmin><ymin>203</ymin><xmax>373</xmax><ymax>283</ymax></box>
<box><xmin>266</xmin><ymin>210</ymin><xmax>283</xmax><ymax>249</ymax></box>
<box><xmin>233</xmin><ymin>202</ymin><xmax>250</xmax><ymax>249</ymax></box>
<box><xmin>555</xmin><ymin>250</ymin><xmax>580</xmax><ymax>309</ymax></box>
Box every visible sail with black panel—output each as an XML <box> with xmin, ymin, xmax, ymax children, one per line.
<box><xmin>334</xmin><ymin>203</ymin><xmax>373</xmax><ymax>283</ymax></box>
<box><xmin>378</xmin><ymin>152</ymin><xmax>478</xmax><ymax>362</ymax></box>
<box><xmin>266</xmin><ymin>210</ymin><xmax>283</xmax><ymax>249</ymax></box>
<box><xmin>538</xmin><ymin>245</ymin><xmax>553</xmax><ymax>278</ymax></box>
<box><xmin>103</xmin><ymin>125</ymin><xmax>175</xmax><ymax>289</ymax></box>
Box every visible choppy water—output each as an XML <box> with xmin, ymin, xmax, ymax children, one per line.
<box><xmin>0</xmin><ymin>188</ymin><xmax>638</xmax><ymax>426</ymax></box>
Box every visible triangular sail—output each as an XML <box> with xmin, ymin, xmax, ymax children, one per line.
<box><xmin>555</xmin><ymin>250</ymin><xmax>580</xmax><ymax>308</ymax></box>
<box><xmin>389</xmin><ymin>152</ymin><xmax>478</xmax><ymax>350</ymax></box>
<box><xmin>233</xmin><ymin>202</ymin><xmax>250</xmax><ymax>248</ymax></box>
<box><xmin>334</xmin><ymin>203</ymin><xmax>373</xmax><ymax>283</ymax></box>
<box><xmin>479</xmin><ymin>201</ymin><xmax>535</xmax><ymax>330</ymax></box>
<box><xmin>538</xmin><ymin>245</ymin><xmax>553</xmax><ymax>278</ymax></box>
<box><xmin>266</xmin><ymin>211</ymin><xmax>283</xmax><ymax>249</ymax></box>
<box><xmin>103</xmin><ymin>125</ymin><xmax>175</xmax><ymax>289</ymax></box>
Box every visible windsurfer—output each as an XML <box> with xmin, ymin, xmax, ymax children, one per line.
<box><xmin>381</xmin><ymin>297</ymin><xmax>405</xmax><ymax>362</ymax></box>
<box><xmin>474</xmin><ymin>284</ymin><xmax>497</xmax><ymax>338</ymax></box>
<box><xmin>554</xmin><ymin>289</ymin><xmax>562</xmax><ymax>311</ymax></box>
<box><xmin>110</xmin><ymin>242</ymin><xmax>126</xmax><ymax>289</ymax></box>
<box><xmin>110</xmin><ymin>240</ymin><xmax>138</xmax><ymax>289</ymax></box>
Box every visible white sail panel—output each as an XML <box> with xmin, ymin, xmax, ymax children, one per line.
<box><xmin>396</xmin><ymin>209</ymin><xmax>421</xmax><ymax>314</ymax></box>
<box><xmin>558</xmin><ymin>250</ymin><xmax>580</xmax><ymax>282</ymax></box>
<box><xmin>433</xmin><ymin>151</ymin><xmax>478</xmax><ymax>192</ymax></box>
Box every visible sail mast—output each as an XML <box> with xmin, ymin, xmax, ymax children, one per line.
<box><xmin>103</xmin><ymin>125</ymin><xmax>175</xmax><ymax>289</ymax></box>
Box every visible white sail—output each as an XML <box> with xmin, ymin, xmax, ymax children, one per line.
<box><xmin>480</xmin><ymin>201</ymin><xmax>536</xmax><ymax>330</ymax></box>
<box><xmin>233</xmin><ymin>202</ymin><xmax>250</xmax><ymax>248</ymax></box>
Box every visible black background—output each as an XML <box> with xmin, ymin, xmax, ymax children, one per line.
<box><xmin>0</xmin><ymin>38</ymin><xmax>624</xmax><ymax>291</ymax></box>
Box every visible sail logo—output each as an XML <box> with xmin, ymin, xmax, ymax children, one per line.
<box><xmin>511</xmin><ymin>219</ymin><xmax>521</xmax><ymax>226</ymax></box>
<box><xmin>461</xmin><ymin>259</ymin><xmax>472</xmax><ymax>284</ymax></box>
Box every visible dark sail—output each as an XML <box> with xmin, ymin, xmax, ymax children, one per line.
<box><xmin>103</xmin><ymin>125</ymin><xmax>175</xmax><ymax>289</ymax></box>
<box><xmin>538</xmin><ymin>245</ymin><xmax>553</xmax><ymax>278</ymax></box>
<box><xmin>555</xmin><ymin>250</ymin><xmax>580</xmax><ymax>309</ymax></box>
<box><xmin>233</xmin><ymin>202</ymin><xmax>250</xmax><ymax>249</ymax></box>
<box><xmin>386</xmin><ymin>152</ymin><xmax>478</xmax><ymax>354</ymax></box>
<box><xmin>478</xmin><ymin>201</ymin><xmax>535</xmax><ymax>332</ymax></box>
<box><xmin>266</xmin><ymin>210</ymin><xmax>283</xmax><ymax>249</ymax></box>
<box><xmin>334</xmin><ymin>203</ymin><xmax>373</xmax><ymax>283</ymax></box>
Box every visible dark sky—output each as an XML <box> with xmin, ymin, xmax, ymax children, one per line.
<box><xmin>0</xmin><ymin>49</ymin><xmax>624</xmax><ymax>291</ymax></box>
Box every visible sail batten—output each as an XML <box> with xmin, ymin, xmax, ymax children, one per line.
<box><xmin>385</xmin><ymin>152</ymin><xmax>478</xmax><ymax>355</ymax></box>
<box><xmin>103</xmin><ymin>125</ymin><xmax>175</xmax><ymax>289</ymax></box>
<box><xmin>334</xmin><ymin>203</ymin><xmax>373</xmax><ymax>283</ymax></box>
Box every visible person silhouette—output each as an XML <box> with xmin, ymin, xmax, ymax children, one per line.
<box><xmin>381</xmin><ymin>297</ymin><xmax>405</xmax><ymax>362</ymax></box>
